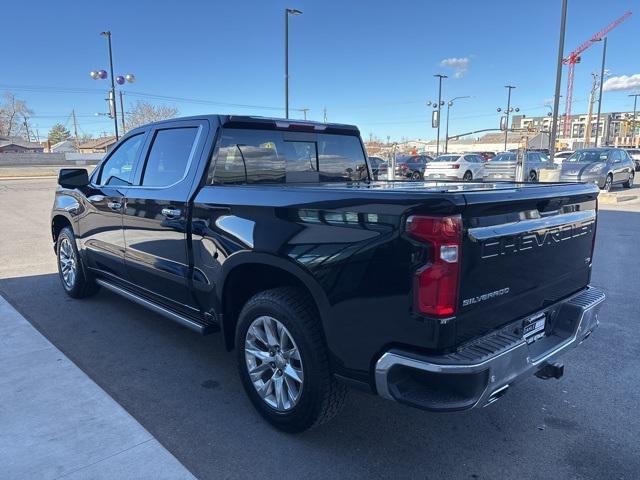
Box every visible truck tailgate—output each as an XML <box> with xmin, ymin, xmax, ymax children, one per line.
<box><xmin>456</xmin><ymin>184</ymin><xmax>598</xmax><ymax>343</ymax></box>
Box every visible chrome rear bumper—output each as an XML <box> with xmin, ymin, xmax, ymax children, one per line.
<box><xmin>374</xmin><ymin>286</ymin><xmax>605</xmax><ymax>411</ymax></box>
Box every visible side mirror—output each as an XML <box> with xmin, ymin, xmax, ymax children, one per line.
<box><xmin>58</xmin><ymin>168</ymin><xmax>89</xmax><ymax>189</ymax></box>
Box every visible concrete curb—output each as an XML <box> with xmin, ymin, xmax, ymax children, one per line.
<box><xmin>598</xmin><ymin>192</ymin><xmax>639</xmax><ymax>204</ymax></box>
<box><xmin>0</xmin><ymin>295</ymin><xmax>196</xmax><ymax>480</ymax></box>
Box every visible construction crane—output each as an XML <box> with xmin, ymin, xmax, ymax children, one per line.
<box><xmin>562</xmin><ymin>11</ymin><xmax>632</xmax><ymax>136</ymax></box>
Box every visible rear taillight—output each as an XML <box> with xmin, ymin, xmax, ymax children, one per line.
<box><xmin>406</xmin><ymin>215</ymin><xmax>462</xmax><ymax>317</ymax></box>
<box><xmin>451</xmin><ymin>164</ymin><xmax>460</xmax><ymax>169</ymax></box>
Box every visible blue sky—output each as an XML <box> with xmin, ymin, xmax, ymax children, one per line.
<box><xmin>2</xmin><ymin>0</ymin><xmax>639</xmax><ymax>141</ymax></box>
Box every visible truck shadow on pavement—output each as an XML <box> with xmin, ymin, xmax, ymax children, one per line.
<box><xmin>1</xmin><ymin>208</ymin><xmax>639</xmax><ymax>480</ymax></box>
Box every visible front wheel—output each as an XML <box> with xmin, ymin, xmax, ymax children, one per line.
<box><xmin>528</xmin><ymin>170</ymin><xmax>538</xmax><ymax>182</ymax></box>
<box><xmin>56</xmin><ymin>227</ymin><xmax>99</xmax><ymax>298</ymax></box>
<box><xmin>463</xmin><ymin>171</ymin><xmax>473</xmax><ymax>181</ymax></box>
<box><xmin>411</xmin><ymin>171</ymin><xmax>422</xmax><ymax>181</ymax></box>
<box><xmin>603</xmin><ymin>174</ymin><xmax>613</xmax><ymax>192</ymax></box>
<box><xmin>236</xmin><ymin>287</ymin><xmax>347</xmax><ymax>432</ymax></box>
<box><xmin>623</xmin><ymin>171</ymin><xmax>634</xmax><ymax>189</ymax></box>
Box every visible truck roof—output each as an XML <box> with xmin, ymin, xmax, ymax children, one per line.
<box><xmin>133</xmin><ymin>114</ymin><xmax>360</xmax><ymax>135</ymax></box>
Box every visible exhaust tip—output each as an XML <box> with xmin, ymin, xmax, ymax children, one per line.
<box><xmin>485</xmin><ymin>384</ymin><xmax>510</xmax><ymax>406</ymax></box>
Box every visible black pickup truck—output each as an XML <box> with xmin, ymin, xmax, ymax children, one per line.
<box><xmin>51</xmin><ymin>115</ymin><xmax>605</xmax><ymax>432</ymax></box>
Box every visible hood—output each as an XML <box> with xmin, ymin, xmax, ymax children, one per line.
<box><xmin>561</xmin><ymin>162</ymin><xmax>606</xmax><ymax>175</ymax></box>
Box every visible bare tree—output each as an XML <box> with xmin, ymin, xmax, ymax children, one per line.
<box><xmin>126</xmin><ymin>100</ymin><xmax>179</xmax><ymax>130</ymax></box>
<box><xmin>0</xmin><ymin>93</ymin><xmax>34</xmax><ymax>138</ymax></box>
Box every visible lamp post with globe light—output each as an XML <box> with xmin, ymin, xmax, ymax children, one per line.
<box><xmin>496</xmin><ymin>85</ymin><xmax>518</xmax><ymax>151</ymax></box>
<box><xmin>89</xmin><ymin>31</ymin><xmax>135</xmax><ymax>140</ymax></box>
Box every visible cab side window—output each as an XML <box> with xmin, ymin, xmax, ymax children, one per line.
<box><xmin>141</xmin><ymin>127</ymin><xmax>199</xmax><ymax>187</ymax></box>
<box><xmin>97</xmin><ymin>133</ymin><xmax>144</xmax><ymax>186</ymax></box>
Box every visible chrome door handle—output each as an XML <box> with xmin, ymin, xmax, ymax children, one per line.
<box><xmin>161</xmin><ymin>208</ymin><xmax>182</xmax><ymax>219</ymax></box>
<box><xmin>107</xmin><ymin>201</ymin><xmax>122</xmax><ymax>211</ymax></box>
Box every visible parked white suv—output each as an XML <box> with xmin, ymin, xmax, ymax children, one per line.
<box><xmin>627</xmin><ymin>149</ymin><xmax>640</xmax><ymax>171</ymax></box>
<box><xmin>424</xmin><ymin>153</ymin><xmax>485</xmax><ymax>181</ymax></box>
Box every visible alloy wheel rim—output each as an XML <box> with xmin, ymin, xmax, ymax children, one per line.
<box><xmin>59</xmin><ymin>238</ymin><xmax>77</xmax><ymax>289</ymax></box>
<box><xmin>605</xmin><ymin>176</ymin><xmax>612</xmax><ymax>191</ymax></box>
<box><xmin>630</xmin><ymin>173</ymin><xmax>634</xmax><ymax>186</ymax></box>
<box><xmin>244</xmin><ymin>316</ymin><xmax>304</xmax><ymax>411</ymax></box>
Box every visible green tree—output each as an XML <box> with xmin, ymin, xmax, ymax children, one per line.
<box><xmin>48</xmin><ymin>123</ymin><xmax>71</xmax><ymax>144</ymax></box>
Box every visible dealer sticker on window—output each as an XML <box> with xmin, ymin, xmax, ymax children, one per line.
<box><xmin>523</xmin><ymin>313</ymin><xmax>546</xmax><ymax>344</ymax></box>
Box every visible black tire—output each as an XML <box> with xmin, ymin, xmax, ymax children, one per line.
<box><xmin>411</xmin><ymin>171</ymin><xmax>421</xmax><ymax>181</ymax></box>
<box><xmin>56</xmin><ymin>227</ymin><xmax>99</xmax><ymax>298</ymax></box>
<box><xmin>463</xmin><ymin>171</ymin><xmax>473</xmax><ymax>181</ymax></box>
<box><xmin>236</xmin><ymin>287</ymin><xmax>347</xmax><ymax>432</ymax></box>
<box><xmin>623</xmin><ymin>171</ymin><xmax>634</xmax><ymax>189</ymax></box>
<box><xmin>603</xmin><ymin>174</ymin><xmax>613</xmax><ymax>192</ymax></box>
<box><xmin>528</xmin><ymin>170</ymin><xmax>538</xmax><ymax>182</ymax></box>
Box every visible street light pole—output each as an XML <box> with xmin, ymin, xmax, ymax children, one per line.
<box><xmin>550</xmin><ymin>0</ymin><xmax>567</xmax><ymax>161</ymax></box>
<box><xmin>594</xmin><ymin>36</ymin><xmax>607</xmax><ymax>147</ymax></box>
<box><xmin>444</xmin><ymin>96</ymin><xmax>471</xmax><ymax>153</ymax></box>
<box><xmin>284</xmin><ymin>8</ymin><xmax>302</xmax><ymax>119</ymax></box>
<box><xmin>434</xmin><ymin>74</ymin><xmax>447</xmax><ymax>156</ymax></box>
<box><xmin>504</xmin><ymin>85</ymin><xmax>516</xmax><ymax>151</ymax></box>
<box><xmin>101</xmin><ymin>31</ymin><xmax>119</xmax><ymax>140</ymax></box>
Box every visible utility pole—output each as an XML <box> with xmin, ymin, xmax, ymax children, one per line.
<box><xmin>584</xmin><ymin>74</ymin><xmax>598</xmax><ymax>147</ymax></box>
<box><xmin>434</xmin><ymin>74</ymin><xmax>447</xmax><ymax>156</ymax></box>
<box><xmin>550</xmin><ymin>0</ymin><xmax>567</xmax><ymax>161</ymax></box>
<box><xmin>301</xmin><ymin>108</ymin><xmax>309</xmax><ymax>120</ymax></box>
<box><xmin>629</xmin><ymin>93</ymin><xmax>639</xmax><ymax>147</ymax></box>
<box><xmin>594</xmin><ymin>36</ymin><xmax>607</xmax><ymax>147</ymax></box>
<box><xmin>503</xmin><ymin>85</ymin><xmax>516</xmax><ymax>151</ymax></box>
<box><xmin>71</xmin><ymin>109</ymin><xmax>80</xmax><ymax>152</ymax></box>
<box><xmin>23</xmin><ymin>118</ymin><xmax>31</xmax><ymax>142</ymax></box>
<box><xmin>119</xmin><ymin>91</ymin><xmax>126</xmax><ymax>132</ymax></box>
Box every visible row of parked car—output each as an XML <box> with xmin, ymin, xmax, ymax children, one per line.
<box><xmin>369</xmin><ymin>147</ymin><xmax>638</xmax><ymax>191</ymax></box>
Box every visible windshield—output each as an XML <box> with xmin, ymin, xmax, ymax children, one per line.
<box><xmin>432</xmin><ymin>155</ymin><xmax>460</xmax><ymax>162</ymax></box>
<box><xmin>565</xmin><ymin>150</ymin><xmax>609</xmax><ymax>163</ymax></box>
<box><xmin>492</xmin><ymin>153</ymin><xmax>516</xmax><ymax>162</ymax></box>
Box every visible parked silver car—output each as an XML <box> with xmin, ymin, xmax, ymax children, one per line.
<box><xmin>483</xmin><ymin>151</ymin><xmax>551</xmax><ymax>182</ymax></box>
<box><xmin>559</xmin><ymin>148</ymin><xmax>635</xmax><ymax>192</ymax></box>
<box><xmin>423</xmin><ymin>153</ymin><xmax>485</xmax><ymax>181</ymax></box>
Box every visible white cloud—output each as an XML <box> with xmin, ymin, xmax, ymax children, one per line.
<box><xmin>602</xmin><ymin>74</ymin><xmax>640</xmax><ymax>92</ymax></box>
<box><xmin>439</xmin><ymin>57</ymin><xmax>470</xmax><ymax>78</ymax></box>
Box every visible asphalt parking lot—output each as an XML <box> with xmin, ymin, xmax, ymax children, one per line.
<box><xmin>1</xmin><ymin>178</ymin><xmax>639</xmax><ymax>480</ymax></box>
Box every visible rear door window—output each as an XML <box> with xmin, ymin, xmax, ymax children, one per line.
<box><xmin>141</xmin><ymin>127</ymin><xmax>199</xmax><ymax>187</ymax></box>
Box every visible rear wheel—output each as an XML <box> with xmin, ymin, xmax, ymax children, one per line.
<box><xmin>623</xmin><ymin>171</ymin><xmax>634</xmax><ymax>189</ymax></box>
<box><xmin>236</xmin><ymin>287</ymin><xmax>347</xmax><ymax>432</ymax></box>
<box><xmin>56</xmin><ymin>227</ymin><xmax>99</xmax><ymax>298</ymax></box>
<box><xmin>411</xmin><ymin>171</ymin><xmax>421</xmax><ymax>181</ymax></box>
<box><xmin>463</xmin><ymin>171</ymin><xmax>473</xmax><ymax>181</ymax></box>
<box><xmin>528</xmin><ymin>170</ymin><xmax>538</xmax><ymax>182</ymax></box>
<box><xmin>603</xmin><ymin>174</ymin><xmax>613</xmax><ymax>192</ymax></box>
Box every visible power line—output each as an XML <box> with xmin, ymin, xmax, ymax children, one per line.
<box><xmin>0</xmin><ymin>83</ymin><xmax>304</xmax><ymax>112</ymax></box>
